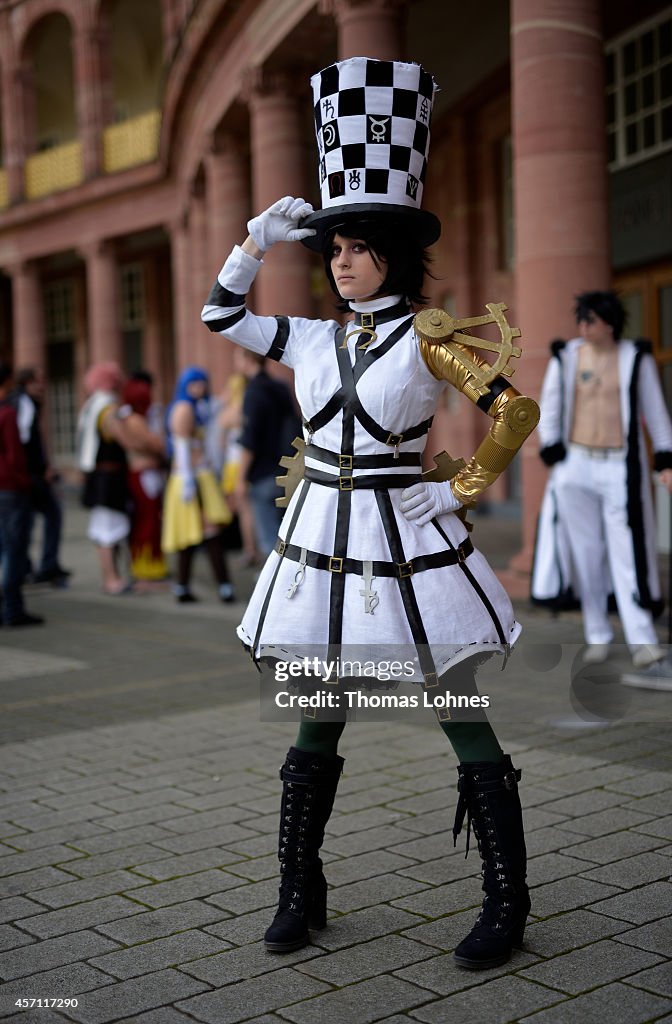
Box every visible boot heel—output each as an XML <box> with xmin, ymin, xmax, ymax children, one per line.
<box><xmin>308</xmin><ymin>876</ymin><xmax>327</xmax><ymax>929</ymax></box>
<box><xmin>511</xmin><ymin>918</ymin><xmax>527</xmax><ymax>947</ymax></box>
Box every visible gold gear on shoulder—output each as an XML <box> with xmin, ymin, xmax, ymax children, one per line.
<box><xmin>414</xmin><ymin>304</ymin><xmax>522</xmax><ymax>397</ymax></box>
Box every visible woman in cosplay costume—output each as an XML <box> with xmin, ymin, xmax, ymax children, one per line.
<box><xmin>202</xmin><ymin>58</ymin><xmax>539</xmax><ymax>969</ymax></box>
<box><xmin>161</xmin><ymin>367</ymin><xmax>235</xmax><ymax>603</ymax></box>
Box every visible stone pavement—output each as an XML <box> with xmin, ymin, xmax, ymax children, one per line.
<box><xmin>0</xmin><ymin>500</ymin><xmax>670</xmax><ymax>1023</ymax></box>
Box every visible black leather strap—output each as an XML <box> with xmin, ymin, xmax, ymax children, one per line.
<box><xmin>266</xmin><ymin>316</ymin><xmax>291</xmax><ymax>362</ymax></box>
<box><xmin>305</xmin><ymin>443</ymin><xmax>422</xmax><ymax>469</ymax></box>
<box><xmin>352</xmin><ymin>300</ymin><xmax>410</xmax><ymax>327</ymax></box>
<box><xmin>274</xmin><ymin>537</ymin><xmax>474</xmax><ymax>578</ymax></box>
<box><xmin>304</xmin><ymin>467</ymin><xmax>422</xmax><ymax>490</ymax></box>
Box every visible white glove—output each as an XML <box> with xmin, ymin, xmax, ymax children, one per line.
<box><xmin>174</xmin><ymin>437</ymin><xmax>196</xmax><ymax>503</ymax></box>
<box><xmin>399</xmin><ymin>481</ymin><xmax>462</xmax><ymax>526</ymax></box>
<box><xmin>181</xmin><ymin>475</ymin><xmax>197</xmax><ymax>503</ymax></box>
<box><xmin>247</xmin><ymin>196</ymin><xmax>316</xmax><ymax>251</ymax></box>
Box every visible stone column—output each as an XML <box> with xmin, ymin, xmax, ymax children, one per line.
<box><xmin>169</xmin><ymin>211</ymin><xmax>191</xmax><ymax>371</ymax></box>
<box><xmin>83</xmin><ymin>240</ymin><xmax>123</xmax><ymax>367</ymax></box>
<box><xmin>320</xmin><ymin>0</ymin><xmax>407</xmax><ymax>60</ymax></box>
<box><xmin>248</xmin><ymin>71</ymin><xmax>312</xmax><ymax>317</ymax></box>
<box><xmin>0</xmin><ymin>24</ymin><xmax>26</xmax><ymax>204</ymax></box>
<box><xmin>142</xmin><ymin>254</ymin><xmax>163</xmax><ymax>390</ymax></box>
<box><xmin>509</xmin><ymin>0</ymin><xmax>610</xmax><ymax>577</ymax></box>
<box><xmin>74</xmin><ymin>25</ymin><xmax>104</xmax><ymax>179</ymax></box>
<box><xmin>10</xmin><ymin>262</ymin><xmax>46</xmax><ymax>373</ymax></box>
<box><xmin>205</xmin><ymin>134</ymin><xmax>249</xmax><ymax>389</ymax></box>
<box><xmin>188</xmin><ymin>175</ymin><xmax>211</xmax><ymax>369</ymax></box>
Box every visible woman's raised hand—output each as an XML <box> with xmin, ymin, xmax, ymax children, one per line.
<box><xmin>247</xmin><ymin>197</ymin><xmax>316</xmax><ymax>252</ymax></box>
<box><xmin>399</xmin><ymin>481</ymin><xmax>462</xmax><ymax>526</ymax></box>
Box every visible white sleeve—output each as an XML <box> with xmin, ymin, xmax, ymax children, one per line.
<box><xmin>638</xmin><ymin>353</ymin><xmax>672</xmax><ymax>455</ymax></box>
<box><xmin>537</xmin><ymin>356</ymin><xmax>564</xmax><ymax>448</ymax></box>
<box><xmin>201</xmin><ymin>245</ymin><xmax>295</xmax><ymax>366</ymax></box>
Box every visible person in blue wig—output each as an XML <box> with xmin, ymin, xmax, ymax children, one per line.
<box><xmin>161</xmin><ymin>366</ymin><xmax>235</xmax><ymax>603</ymax></box>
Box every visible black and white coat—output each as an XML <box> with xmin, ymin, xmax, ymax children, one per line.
<box><xmin>535</xmin><ymin>337</ymin><xmax>672</xmax><ymax>614</ymax></box>
<box><xmin>202</xmin><ymin>245</ymin><xmax>520</xmax><ymax>681</ymax></box>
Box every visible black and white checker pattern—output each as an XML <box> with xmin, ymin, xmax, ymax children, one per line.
<box><xmin>311</xmin><ymin>57</ymin><xmax>436</xmax><ymax>212</ymax></box>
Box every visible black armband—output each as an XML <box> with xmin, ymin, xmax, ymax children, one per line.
<box><xmin>653</xmin><ymin>450</ymin><xmax>672</xmax><ymax>472</ymax></box>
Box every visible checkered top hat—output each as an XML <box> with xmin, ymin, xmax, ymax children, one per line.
<box><xmin>300</xmin><ymin>56</ymin><xmax>441</xmax><ymax>251</ymax></box>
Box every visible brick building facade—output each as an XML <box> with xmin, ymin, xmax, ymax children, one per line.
<box><xmin>0</xmin><ymin>0</ymin><xmax>670</xmax><ymax>579</ymax></box>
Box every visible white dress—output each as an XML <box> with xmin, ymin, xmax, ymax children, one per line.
<box><xmin>202</xmin><ymin>246</ymin><xmax>521</xmax><ymax>682</ymax></box>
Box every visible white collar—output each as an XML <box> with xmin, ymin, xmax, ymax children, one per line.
<box><xmin>349</xmin><ymin>294</ymin><xmax>404</xmax><ymax>313</ymax></box>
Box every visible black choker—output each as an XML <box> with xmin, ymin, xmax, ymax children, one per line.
<box><xmin>352</xmin><ymin>299</ymin><xmax>410</xmax><ymax>328</ymax></box>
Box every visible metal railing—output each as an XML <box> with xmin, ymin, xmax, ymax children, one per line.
<box><xmin>25</xmin><ymin>141</ymin><xmax>83</xmax><ymax>200</ymax></box>
<box><xmin>103</xmin><ymin>110</ymin><xmax>161</xmax><ymax>173</ymax></box>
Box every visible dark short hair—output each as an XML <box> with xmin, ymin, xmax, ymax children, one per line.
<box><xmin>322</xmin><ymin>218</ymin><xmax>431</xmax><ymax>309</ymax></box>
<box><xmin>574</xmin><ymin>290</ymin><xmax>626</xmax><ymax>341</ymax></box>
<box><xmin>0</xmin><ymin>362</ymin><xmax>12</xmax><ymax>388</ymax></box>
<box><xmin>131</xmin><ymin>369</ymin><xmax>154</xmax><ymax>385</ymax></box>
<box><xmin>16</xmin><ymin>367</ymin><xmax>37</xmax><ymax>390</ymax></box>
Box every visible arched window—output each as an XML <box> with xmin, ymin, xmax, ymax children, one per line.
<box><xmin>102</xmin><ymin>0</ymin><xmax>163</xmax><ymax>172</ymax></box>
<box><xmin>22</xmin><ymin>13</ymin><xmax>82</xmax><ymax>198</ymax></box>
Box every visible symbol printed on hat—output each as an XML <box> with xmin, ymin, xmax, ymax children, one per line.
<box><xmin>322</xmin><ymin>97</ymin><xmax>335</xmax><ymax>120</ymax></box>
<box><xmin>322</xmin><ymin>121</ymin><xmax>340</xmax><ymax>152</ymax></box>
<box><xmin>406</xmin><ymin>174</ymin><xmax>419</xmax><ymax>199</ymax></box>
<box><xmin>319</xmin><ymin>157</ymin><xmax>326</xmax><ymax>185</ymax></box>
<box><xmin>367</xmin><ymin>115</ymin><xmax>391</xmax><ymax>144</ymax></box>
<box><xmin>419</xmin><ymin>97</ymin><xmax>429</xmax><ymax>124</ymax></box>
<box><xmin>348</xmin><ymin>170</ymin><xmax>361</xmax><ymax>190</ymax></box>
<box><xmin>328</xmin><ymin>171</ymin><xmax>345</xmax><ymax>198</ymax></box>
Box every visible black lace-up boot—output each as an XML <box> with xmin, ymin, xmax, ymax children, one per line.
<box><xmin>452</xmin><ymin>755</ymin><xmax>530</xmax><ymax>969</ymax></box>
<box><xmin>264</xmin><ymin>746</ymin><xmax>344</xmax><ymax>953</ymax></box>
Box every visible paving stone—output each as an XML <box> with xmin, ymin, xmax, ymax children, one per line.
<box><xmin>112</xmin><ymin>1011</ymin><xmax>196</xmax><ymax>1024</ymax></box>
<box><xmin>605</xmin><ymin>770</ymin><xmax>672</xmax><ymax>797</ymax></box>
<box><xmin>523</xmin><ymin>827</ymin><xmax>584</xmax><ymax>858</ymax></box>
<box><xmin>220</xmin><ymin>853</ymin><xmax>284</xmax><ymax>882</ymax></box>
<box><xmin>534</xmin><ymin>788</ymin><xmax>625</xmax><ymax>817</ymax></box>
<box><xmin>614</xmin><ymin>918</ymin><xmax>672</xmax><ymax>955</ymax></box>
<box><xmin>126</xmin><ymin>869</ymin><xmax>245</xmax><ymax>909</ymax></box>
<box><xmin>36</xmin><ymin>785</ymin><xmax>136</xmax><ymax>811</ymax></box>
<box><xmin>0</xmin><ymin>821</ymin><xmax>109</xmax><ymax>852</ymax></box>
<box><xmin>622</xmin><ymin>791</ymin><xmax>672</xmax><ymax>815</ymax></box>
<box><xmin>159</xmin><ymin>807</ymin><xmax>258</xmax><ymax>835</ymax></box>
<box><xmin>203</xmin><ymin>908</ymin><xmax>278</xmax><ymax>947</ymax></box>
<box><xmin>89</xmin><ymin>929</ymin><xmax>231</xmax><ymax>980</ymax></box>
<box><xmin>540</xmin><ymin>764</ymin><xmax>640</xmax><ymax>794</ymax></box>
<box><xmin>295</xmin><ymin>934</ymin><xmax>435</xmax><ymax>985</ymax></box>
<box><xmin>385</xmin><ymin>830</ymin><xmax>453</xmax><ymax>862</ymax></box>
<box><xmin>179</xmin><ymin>939</ymin><xmax>322</xmax><ymax>985</ymax></box>
<box><xmin>400</xmin><ymin>908</ymin><xmax>487</xmax><ymax>952</ymax></box>
<box><xmin>409</xmin><ymin>975</ymin><xmax>561</xmax><ymax>1023</ymax></box>
<box><xmin>2</xmin><ymin>866</ymin><xmax>75</xmax><ymax>897</ymax></box>
<box><xmin>396</xmin><ymin>946</ymin><xmax>539</xmax><ymax>994</ymax></box>
<box><xmin>326</xmin><ymin>851</ymin><xmax>417</xmax><ymax>887</ymax></box>
<box><xmin>65</xmin><ymin>969</ymin><xmax>209</xmax><ymax>1024</ymax></box>
<box><xmin>27</xmin><ymin>869</ymin><xmax>149</xmax><ymax>909</ymax></box>
<box><xmin>591</xmin><ymin>881</ymin><xmax>672</xmax><ymax>925</ymax></box>
<box><xmin>328</xmin><ymin>872</ymin><xmax>429</xmax><ymax>913</ymax></box>
<box><xmin>562</xmin><ymin>831</ymin><xmax>668</xmax><ymax>864</ymax></box>
<box><xmin>0</xmin><ymin>845</ymin><xmax>85</xmax><ymax>877</ymax></box>
<box><xmin>528</xmin><ymin>852</ymin><xmax>597</xmax><ymax>885</ymax></box>
<box><xmin>8</xmin><ymin>804</ymin><xmax>110</xmax><ymax>832</ymax></box>
<box><xmin>518</xmin><ymin>981</ymin><xmax>671</xmax><ymax>1024</ymax></box>
<box><xmin>207</xmin><ymin>832</ymin><xmax>277</xmax><ymax>858</ymax></box>
<box><xmin>150</xmin><ymin>824</ymin><xmax>261</xmax><ymax>857</ymax></box>
<box><xmin>526</xmin><ymin>876</ymin><xmax>622</xmax><ymax>917</ymax></box>
<box><xmin>392</xmin><ymin>877</ymin><xmax>490</xmax><ymax>918</ymax></box>
<box><xmin>0</xmin><ymin>962</ymin><xmax>114</xmax><ymax>1006</ymax></box>
<box><xmin>278</xmin><ymin>975</ymin><xmax>431</xmax><ymax>1024</ymax></box>
<box><xmin>334</xmin><ymin>784</ymin><xmax>412</xmax><ymax>813</ymax></box>
<box><xmin>560</xmin><ymin>807</ymin><xmax>657</xmax><ymax>837</ymax></box>
<box><xmin>96</xmin><ymin>899</ymin><xmax>226</xmax><ymax>945</ymax></box>
<box><xmin>520</xmin><ymin>937</ymin><xmax>662</xmax><ymax>994</ymax></box>
<box><xmin>63</xmin><ymin>844</ymin><xmax>176</xmax><ymax>879</ymax></box>
<box><xmin>635</xmin><ymin>815</ymin><xmax>672</xmax><ymax>840</ymax></box>
<box><xmin>309</xmin><ymin>905</ymin><xmax>427</xmax><ymax>952</ymax></box>
<box><xmin>133</xmin><ymin>847</ymin><xmax>247</xmax><ymax>882</ymax></box>
<box><xmin>0</xmin><ymin>929</ymin><xmax>120</xmax><ymax>981</ymax></box>
<box><xmin>205</xmin><ymin>878</ymin><xmax>283</xmax><ymax>915</ymax></box>
<box><xmin>322</xmin><ymin>824</ymin><xmax>421</xmax><ymax>857</ymax></box>
<box><xmin>0</xmin><ymin>898</ymin><xmax>44</xmax><ymax>925</ymax></box>
<box><xmin>95</xmin><ymin>788</ymin><xmax>197</xmax><ymax>813</ymax></box>
<box><xmin>68</xmin><ymin>825</ymin><xmax>177</xmax><ymax>855</ymax></box>
<box><xmin>16</xmin><ymin>896</ymin><xmax>146</xmax><ymax>939</ymax></box>
<box><xmin>625</xmin><ymin>960</ymin><xmax>672</xmax><ymax>998</ymax></box>
<box><xmin>176</xmin><ymin>967</ymin><xmax>330</xmax><ymax>1024</ymax></box>
<box><xmin>577</xmin><ymin>851</ymin><xmax>672</xmax><ymax>889</ymax></box>
<box><xmin>524</xmin><ymin>908</ymin><xmax>631</xmax><ymax>957</ymax></box>
<box><xmin>396</xmin><ymin>849</ymin><xmax>497</xmax><ymax>886</ymax></box>
<box><xmin>0</xmin><ymin>925</ymin><xmax>34</xmax><ymax>953</ymax></box>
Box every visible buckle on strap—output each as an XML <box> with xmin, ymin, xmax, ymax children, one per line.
<box><xmin>457</xmin><ymin>542</ymin><xmax>468</xmax><ymax>563</ymax></box>
<box><xmin>504</xmin><ymin>769</ymin><xmax>521</xmax><ymax>791</ymax></box>
<box><xmin>276</xmin><ymin>539</ymin><xmax>287</xmax><ymax>556</ymax></box>
<box><xmin>339</xmin><ymin>476</ymin><xmax>353</xmax><ymax>491</ymax></box>
<box><xmin>339</xmin><ymin>454</ymin><xmax>353</xmax><ymax>470</ymax></box>
<box><xmin>423</xmin><ymin>671</ymin><xmax>438</xmax><ymax>688</ymax></box>
<box><xmin>386</xmin><ymin>432</ymin><xmax>404</xmax><ymax>447</ymax></box>
<box><xmin>397</xmin><ymin>560</ymin><xmax>414</xmax><ymax>578</ymax></box>
<box><xmin>329</xmin><ymin>556</ymin><xmax>343</xmax><ymax>573</ymax></box>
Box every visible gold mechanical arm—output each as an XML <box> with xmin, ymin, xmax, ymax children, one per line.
<box><xmin>415</xmin><ymin>306</ymin><xmax>540</xmax><ymax>503</ymax></box>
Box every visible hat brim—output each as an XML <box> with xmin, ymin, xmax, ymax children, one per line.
<box><xmin>299</xmin><ymin>204</ymin><xmax>441</xmax><ymax>252</ymax></box>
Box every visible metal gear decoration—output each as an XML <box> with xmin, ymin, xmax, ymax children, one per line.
<box><xmin>275</xmin><ymin>437</ymin><xmax>306</xmax><ymax>508</ymax></box>
<box><xmin>414</xmin><ymin>303</ymin><xmax>523</xmax><ymax>397</ymax></box>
